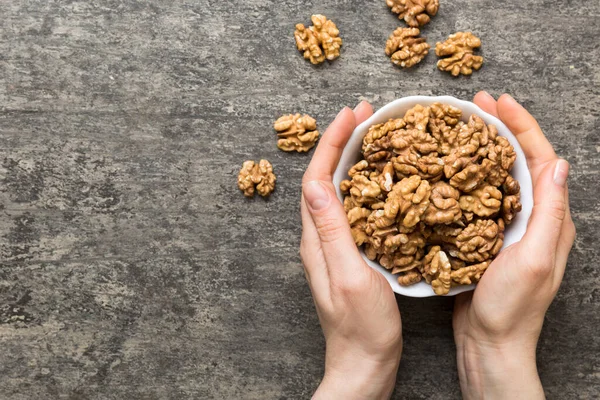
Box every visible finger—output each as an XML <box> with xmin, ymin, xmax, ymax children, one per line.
<box><xmin>473</xmin><ymin>91</ymin><xmax>499</xmax><ymax>118</ymax></box>
<box><xmin>497</xmin><ymin>94</ymin><xmax>557</xmax><ymax>173</ymax></box>
<box><xmin>303</xmin><ymin>180</ymin><xmax>368</xmax><ymax>279</ymax></box>
<box><xmin>303</xmin><ymin>107</ymin><xmax>356</xmax><ymax>183</ymax></box>
<box><xmin>521</xmin><ymin>159</ymin><xmax>570</xmax><ymax>275</ymax></box>
<box><xmin>353</xmin><ymin>101</ymin><xmax>374</xmax><ymax>125</ymax></box>
<box><xmin>553</xmin><ymin>183</ymin><xmax>576</xmax><ymax>283</ymax></box>
<box><xmin>300</xmin><ymin>194</ymin><xmax>332</xmax><ymax>304</ymax></box>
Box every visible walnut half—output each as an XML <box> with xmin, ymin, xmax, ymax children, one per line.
<box><xmin>436</xmin><ymin>32</ymin><xmax>484</xmax><ymax>76</ymax></box>
<box><xmin>385</xmin><ymin>27</ymin><xmax>430</xmax><ymax>68</ymax></box>
<box><xmin>386</xmin><ymin>0</ymin><xmax>439</xmax><ymax>27</ymax></box>
<box><xmin>274</xmin><ymin>114</ymin><xmax>319</xmax><ymax>152</ymax></box>
<box><xmin>238</xmin><ymin>160</ymin><xmax>276</xmax><ymax>198</ymax></box>
<box><xmin>294</xmin><ymin>15</ymin><xmax>342</xmax><ymax>65</ymax></box>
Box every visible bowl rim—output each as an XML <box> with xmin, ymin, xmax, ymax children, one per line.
<box><xmin>332</xmin><ymin>95</ymin><xmax>534</xmax><ymax>297</ymax></box>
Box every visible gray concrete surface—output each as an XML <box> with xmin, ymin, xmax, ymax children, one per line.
<box><xmin>0</xmin><ymin>1</ymin><xmax>598</xmax><ymax>399</ymax></box>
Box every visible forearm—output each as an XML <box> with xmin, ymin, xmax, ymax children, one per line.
<box><xmin>456</xmin><ymin>336</ymin><xmax>544</xmax><ymax>400</ymax></box>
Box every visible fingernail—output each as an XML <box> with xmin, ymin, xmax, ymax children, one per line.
<box><xmin>336</xmin><ymin>107</ymin><xmax>350</xmax><ymax>120</ymax></box>
<box><xmin>303</xmin><ymin>181</ymin><xmax>330</xmax><ymax>211</ymax></box>
<box><xmin>553</xmin><ymin>159</ymin><xmax>569</xmax><ymax>187</ymax></box>
<box><xmin>480</xmin><ymin>91</ymin><xmax>495</xmax><ymax>101</ymax></box>
<box><xmin>502</xmin><ymin>93</ymin><xmax>518</xmax><ymax>105</ymax></box>
<box><xmin>353</xmin><ymin>101</ymin><xmax>366</xmax><ymax>112</ymax></box>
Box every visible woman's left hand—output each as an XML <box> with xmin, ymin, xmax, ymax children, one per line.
<box><xmin>301</xmin><ymin>102</ymin><xmax>402</xmax><ymax>400</ymax></box>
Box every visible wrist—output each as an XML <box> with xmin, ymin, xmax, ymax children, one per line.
<box><xmin>456</xmin><ymin>335</ymin><xmax>544</xmax><ymax>400</ymax></box>
<box><xmin>313</xmin><ymin>355</ymin><xmax>399</xmax><ymax>400</ymax></box>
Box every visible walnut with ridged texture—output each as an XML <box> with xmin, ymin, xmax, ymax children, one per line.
<box><xmin>449</xmin><ymin>159</ymin><xmax>493</xmax><ymax>193</ymax></box>
<box><xmin>422</xmin><ymin>246</ymin><xmax>452</xmax><ymax>295</ymax></box>
<box><xmin>386</xmin><ymin>0</ymin><xmax>439</xmax><ymax>27</ymax></box>
<box><xmin>451</xmin><ymin>260</ymin><xmax>491</xmax><ymax>285</ymax></box>
<box><xmin>397</xmin><ymin>269</ymin><xmax>423</xmax><ymax>286</ymax></box>
<box><xmin>423</xmin><ymin>181</ymin><xmax>462</xmax><ymax>225</ymax></box>
<box><xmin>391</xmin><ymin>129</ymin><xmax>439</xmax><ymax>155</ymax></box>
<box><xmin>363</xmin><ymin>118</ymin><xmax>406</xmax><ymax>151</ymax></box>
<box><xmin>274</xmin><ymin>114</ymin><xmax>319</xmax><ymax>152</ymax></box>
<box><xmin>339</xmin><ymin>104</ymin><xmax>523</xmax><ymax>294</ymax></box>
<box><xmin>237</xmin><ymin>160</ymin><xmax>276</xmax><ymax>198</ymax></box>
<box><xmin>385</xmin><ymin>27</ymin><xmax>430</xmax><ymax>68</ymax></box>
<box><xmin>459</xmin><ymin>185</ymin><xmax>502</xmax><ymax>217</ymax></box>
<box><xmin>340</xmin><ymin>174</ymin><xmax>383</xmax><ymax>209</ymax></box>
<box><xmin>456</xmin><ymin>115</ymin><xmax>492</xmax><ymax>156</ymax></box>
<box><xmin>403</xmin><ymin>104</ymin><xmax>430</xmax><ymax>132</ymax></box>
<box><xmin>436</xmin><ymin>32</ymin><xmax>484</xmax><ymax>76</ymax></box>
<box><xmin>501</xmin><ymin>175</ymin><xmax>522</xmax><ymax>225</ymax></box>
<box><xmin>429</xmin><ymin>103</ymin><xmax>463</xmax><ymax>155</ymax></box>
<box><xmin>347</xmin><ymin>207</ymin><xmax>372</xmax><ymax>246</ymax></box>
<box><xmin>294</xmin><ymin>15</ymin><xmax>342</xmax><ymax>65</ymax></box>
<box><xmin>379</xmin><ymin>175</ymin><xmax>431</xmax><ymax>229</ymax></box>
<box><xmin>502</xmin><ymin>192</ymin><xmax>522</xmax><ymax>225</ymax></box>
<box><xmin>485</xmin><ymin>136</ymin><xmax>517</xmax><ymax>186</ymax></box>
<box><xmin>454</xmin><ymin>219</ymin><xmax>504</xmax><ymax>262</ymax></box>
<box><xmin>393</xmin><ymin>150</ymin><xmax>444</xmax><ymax>182</ymax></box>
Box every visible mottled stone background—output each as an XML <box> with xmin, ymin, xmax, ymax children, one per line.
<box><xmin>0</xmin><ymin>1</ymin><xmax>598</xmax><ymax>399</ymax></box>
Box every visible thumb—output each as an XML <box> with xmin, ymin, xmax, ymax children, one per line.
<box><xmin>303</xmin><ymin>180</ymin><xmax>366</xmax><ymax>277</ymax></box>
<box><xmin>521</xmin><ymin>159</ymin><xmax>569</xmax><ymax>270</ymax></box>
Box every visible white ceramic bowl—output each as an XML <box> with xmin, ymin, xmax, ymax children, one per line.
<box><xmin>333</xmin><ymin>96</ymin><xmax>533</xmax><ymax>297</ymax></box>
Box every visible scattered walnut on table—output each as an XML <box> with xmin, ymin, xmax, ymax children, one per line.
<box><xmin>436</xmin><ymin>32</ymin><xmax>484</xmax><ymax>76</ymax></box>
<box><xmin>340</xmin><ymin>103</ymin><xmax>522</xmax><ymax>294</ymax></box>
<box><xmin>294</xmin><ymin>15</ymin><xmax>342</xmax><ymax>65</ymax></box>
<box><xmin>385</xmin><ymin>27</ymin><xmax>430</xmax><ymax>68</ymax></box>
<box><xmin>238</xmin><ymin>160</ymin><xmax>276</xmax><ymax>198</ymax></box>
<box><xmin>274</xmin><ymin>113</ymin><xmax>320</xmax><ymax>152</ymax></box>
<box><xmin>386</xmin><ymin>0</ymin><xmax>440</xmax><ymax>27</ymax></box>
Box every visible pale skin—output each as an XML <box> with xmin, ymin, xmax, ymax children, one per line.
<box><xmin>300</xmin><ymin>92</ymin><xmax>576</xmax><ymax>399</ymax></box>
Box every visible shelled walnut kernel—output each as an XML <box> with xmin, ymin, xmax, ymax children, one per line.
<box><xmin>386</xmin><ymin>0</ymin><xmax>440</xmax><ymax>27</ymax></box>
<box><xmin>385</xmin><ymin>27</ymin><xmax>430</xmax><ymax>68</ymax></box>
<box><xmin>436</xmin><ymin>32</ymin><xmax>484</xmax><ymax>76</ymax></box>
<box><xmin>274</xmin><ymin>114</ymin><xmax>320</xmax><ymax>152</ymax></box>
<box><xmin>238</xmin><ymin>160</ymin><xmax>276</xmax><ymax>198</ymax></box>
<box><xmin>341</xmin><ymin>103</ymin><xmax>522</xmax><ymax>295</ymax></box>
<box><xmin>294</xmin><ymin>15</ymin><xmax>342</xmax><ymax>65</ymax></box>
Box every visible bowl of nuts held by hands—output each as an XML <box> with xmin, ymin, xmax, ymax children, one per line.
<box><xmin>333</xmin><ymin>96</ymin><xmax>533</xmax><ymax>297</ymax></box>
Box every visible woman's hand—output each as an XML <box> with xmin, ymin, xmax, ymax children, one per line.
<box><xmin>300</xmin><ymin>102</ymin><xmax>402</xmax><ymax>400</ymax></box>
<box><xmin>453</xmin><ymin>93</ymin><xmax>576</xmax><ymax>399</ymax></box>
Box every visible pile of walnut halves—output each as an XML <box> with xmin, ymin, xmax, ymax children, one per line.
<box><xmin>340</xmin><ymin>103</ymin><xmax>522</xmax><ymax>295</ymax></box>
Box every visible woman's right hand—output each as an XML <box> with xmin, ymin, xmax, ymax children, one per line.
<box><xmin>453</xmin><ymin>92</ymin><xmax>576</xmax><ymax>399</ymax></box>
